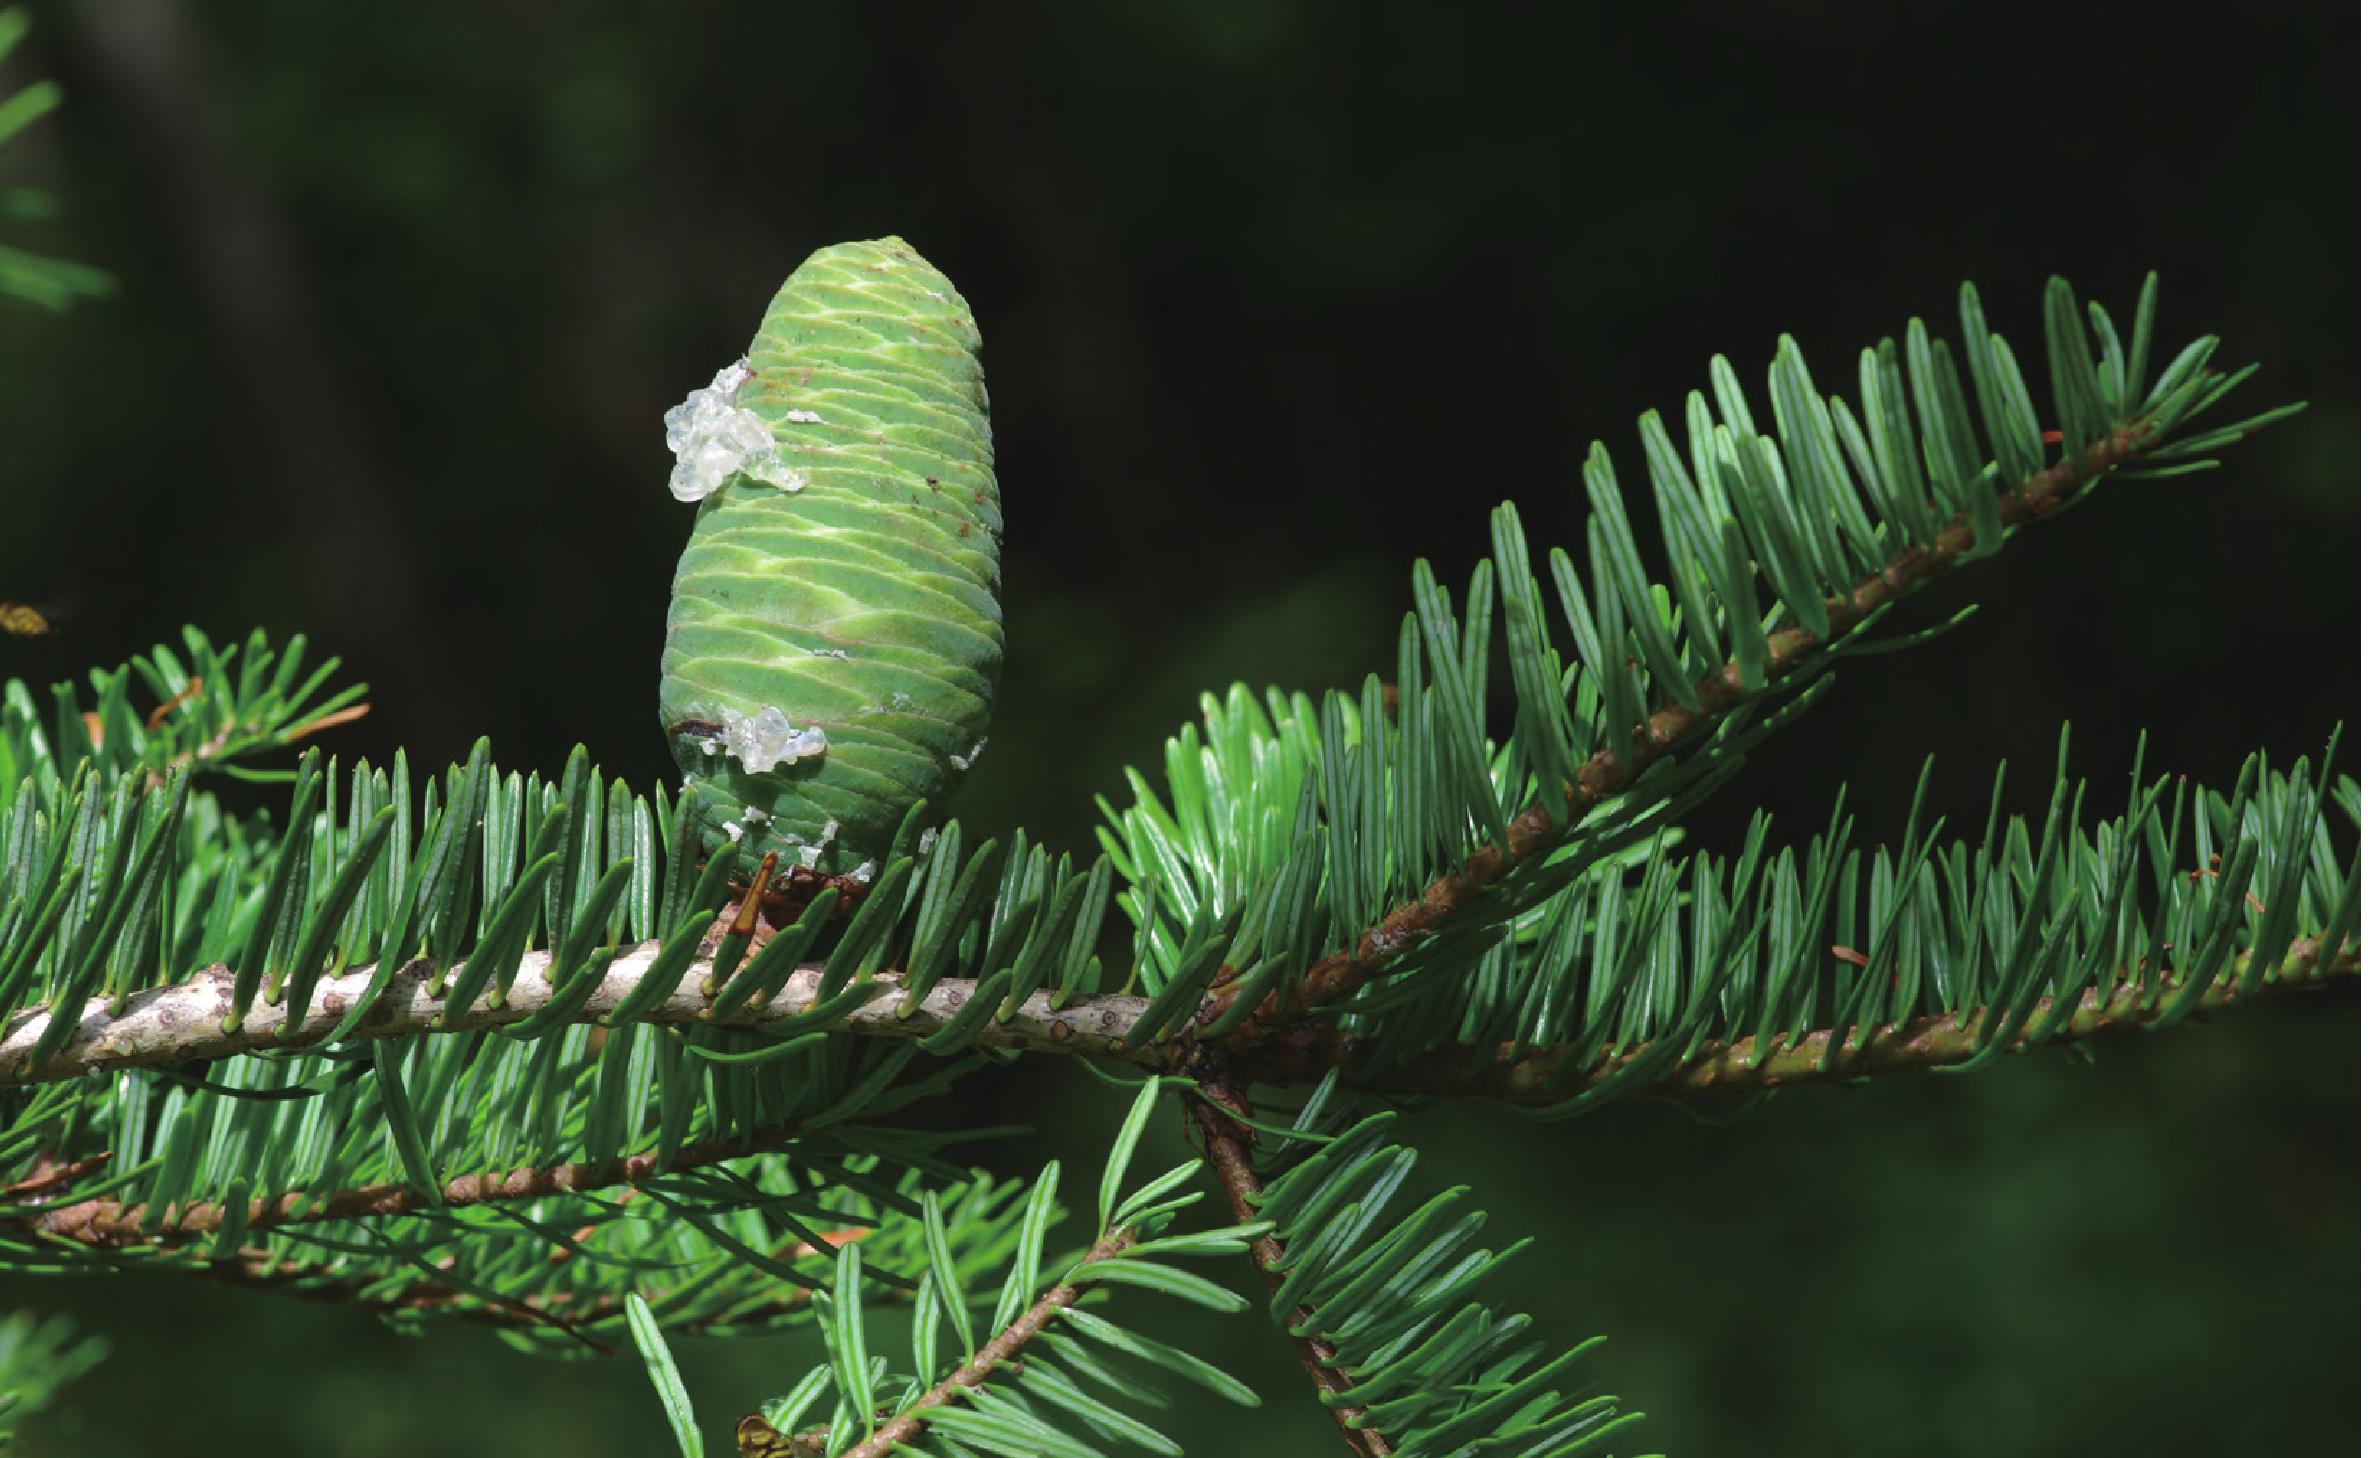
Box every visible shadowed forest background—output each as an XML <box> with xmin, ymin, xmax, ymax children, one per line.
<box><xmin>0</xmin><ymin>4</ymin><xmax>2356</xmax><ymax>1454</ymax></box>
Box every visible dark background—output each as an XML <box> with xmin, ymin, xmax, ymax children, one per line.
<box><xmin>0</xmin><ymin>4</ymin><xmax>2355</xmax><ymax>1455</ymax></box>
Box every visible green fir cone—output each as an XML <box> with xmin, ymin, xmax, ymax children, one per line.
<box><xmin>659</xmin><ymin>236</ymin><xmax>1000</xmax><ymax>878</ymax></box>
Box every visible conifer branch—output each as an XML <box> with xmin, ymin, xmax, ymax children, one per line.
<box><xmin>0</xmin><ymin>188</ymin><xmax>2332</xmax><ymax>1458</ymax></box>
<box><xmin>1</xmin><ymin>929</ymin><xmax>2349</xmax><ymax>1117</ymax></box>
<box><xmin>1210</xmin><ymin>425</ymin><xmax>2158</xmax><ymax>1041</ymax></box>
<box><xmin>24</xmin><ymin>1117</ymin><xmax>808</xmax><ymax>1246</ymax></box>
<box><xmin>832</xmin><ymin>1224</ymin><xmax>1140</xmax><ymax>1458</ymax></box>
<box><xmin>1240</xmin><ymin>935</ymin><xmax>2355</xmax><ymax>1100</ymax></box>
<box><xmin>0</xmin><ymin>948</ymin><xmax>1163</xmax><ymax>1090</ymax></box>
<box><xmin>204</xmin><ymin>1248</ymin><xmax>618</xmax><ymax>1350</ymax></box>
<box><xmin>1189</xmin><ymin>1065</ymin><xmax>1395</xmax><ymax>1458</ymax></box>
<box><xmin>195</xmin><ymin>1234</ymin><xmax>861</xmax><ymax>1338</ymax></box>
<box><xmin>221</xmin><ymin>1258</ymin><xmax>606</xmax><ymax>1346</ymax></box>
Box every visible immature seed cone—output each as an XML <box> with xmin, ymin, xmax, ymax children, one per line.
<box><xmin>660</xmin><ymin>236</ymin><xmax>1000</xmax><ymax>876</ymax></box>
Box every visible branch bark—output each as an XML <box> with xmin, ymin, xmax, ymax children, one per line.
<box><xmin>0</xmin><ymin>948</ymin><xmax>1161</xmax><ymax>1088</ymax></box>
<box><xmin>1188</xmin><ymin>1064</ymin><xmax>1394</xmax><ymax>1458</ymax></box>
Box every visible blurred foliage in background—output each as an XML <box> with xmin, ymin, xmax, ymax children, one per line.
<box><xmin>0</xmin><ymin>3</ymin><xmax>2354</xmax><ymax>1454</ymax></box>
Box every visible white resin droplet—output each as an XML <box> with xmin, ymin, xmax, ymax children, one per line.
<box><xmin>721</xmin><ymin>706</ymin><xmax>828</xmax><ymax>774</ymax></box>
<box><xmin>664</xmin><ymin>359</ymin><xmax>809</xmax><ymax>501</ymax></box>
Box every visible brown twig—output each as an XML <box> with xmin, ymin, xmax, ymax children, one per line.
<box><xmin>142</xmin><ymin>677</ymin><xmax>203</xmax><ymax>731</ymax></box>
<box><xmin>0</xmin><ymin>1152</ymin><xmax>112</xmax><ymax>1202</ymax></box>
<box><xmin>194</xmin><ymin>1228</ymin><xmax>868</xmax><ymax>1338</ymax></box>
<box><xmin>833</xmin><ymin>1224</ymin><xmax>1140</xmax><ymax>1458</ymax></box>
<box><xmin>280</xmin><ymin>702</ymin><xmax>372</xmax><ymax>742</ymax></box>
<box><xmin>204</xmin><ymin>1247</ymin><xmax>615</xmax><ymax>1351</ymax></box>
<box><xmin>1188</xmin><ymin>1064</ymin><xmax>1394</xmax><ymax>1458</ymax></box>
<box><xmin>148</xmin><ymin>718</ymin><xmax>239</xmax><ymax>786</ymax></box>
<box><xmin>29</xmin><ymin>1120</ymin><xmax>806</xmax><ymax>1247</ymax></box>
<box><xmin>146</xmin><ymin>701</ymin><xmax>372</xmax><ymax>788</ymax></box>
<box><xmin>1205</xmin><ymin>425</ymin><xmax>2157</xmax><ymax>1041</ymax></box>
<box><xmin>1237</xmin><ymin>936</ymin><xmax>2357</xmax><ymax>1101</ymax></box>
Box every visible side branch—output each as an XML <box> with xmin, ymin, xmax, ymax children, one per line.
<box><xmin>204</xmin><ymin>1247</ymin><xmax>616</xmax><ymax>1352</ymax></box>
<box><xmin>0</xmin><ymin>947</ymin><xmax>1162</xmax><ymax>1089</ymax></box>
<box><xmin>834</xmin><ymin>1225</ymin><xmax>1139</xmax><ymax>1458</ymax></box>
<box><xmin>1189</xmin><ymin>1065</ymin><xmax>1394</xmax><ymax>1458</ymax></box>
<box><xmin>30</xmin><ymin>1119</ymin><xmax>809</xmax><ymax>1246</ymax></box>
<box><xmin>1209</xmin><ymin>426</ymin><xmax>2155</xmax><ymax>1038</ymax></box>
<box><xmin>195</xmin><ymin>1233</ymin><xmax>861</xmax><ymax>1338</ymax></box>
<box><xmin>1240</xmin><ymin>936</ymin><xmax>2358</xmax><ymax>1101</ymax></box>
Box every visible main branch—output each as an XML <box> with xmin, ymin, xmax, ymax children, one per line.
<box><xmin>0</xmin><ymin>933</ymin><xmax>2348</xmax><ymax>1121</ymax></box>
<box><xmin>0</xmin><ymin>949</ymin><xmax>1161</xmax><ymax>1089</ymax></box>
